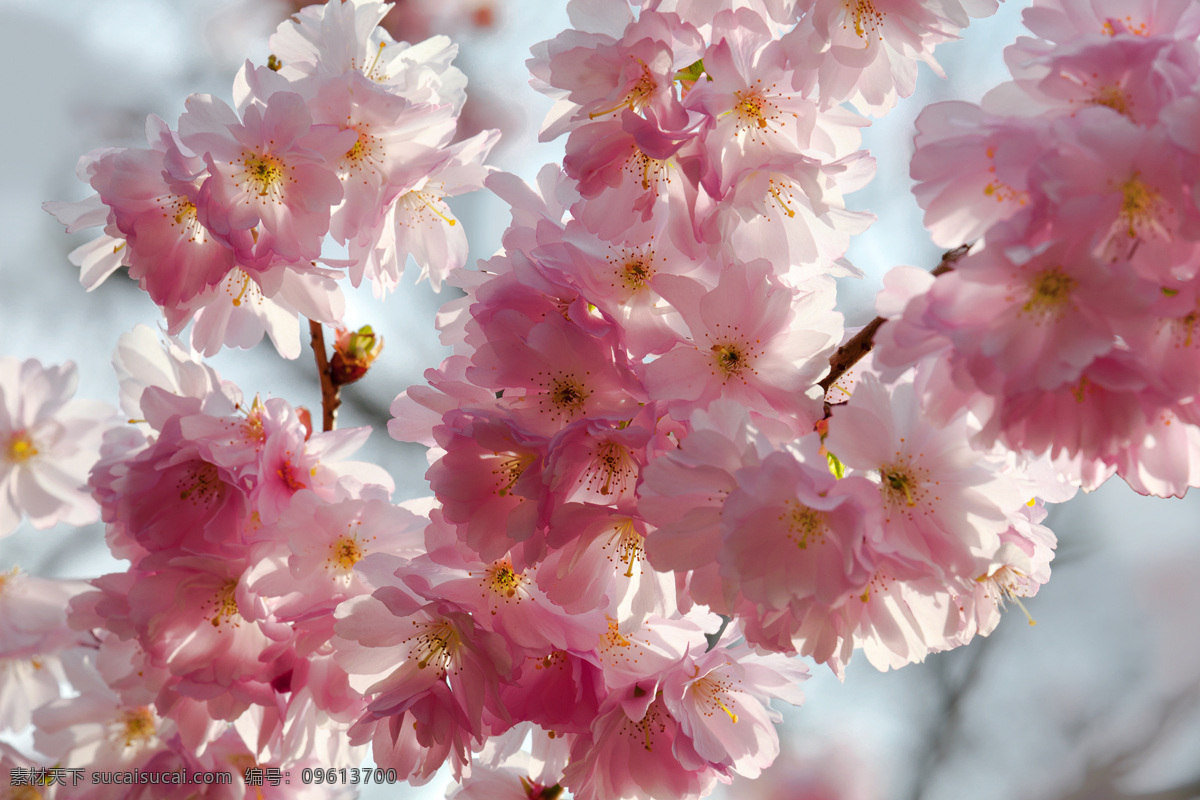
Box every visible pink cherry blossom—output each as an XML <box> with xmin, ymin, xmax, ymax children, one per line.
<box><xmin>176</xmin><ymin>90</ymin><xmax>355</xmax><ymax>267</ymax></box>
<box><xmin>0</xmin><ymin>357</ymin><xmax>114</xmax><ymax>537</ymax></box>
<box><xmin>910</xmin><ymin>101</ymin><xmax>1044</xmax><ymax>248</ymax></box>
<box><xmin>528</xmin><ymin>7</ymin><xmax>702</xmax><ymax>142</ymax></box>
<box><xmin>563</xmin><ymin>691</ymin><xmax>721</xmax><ymax>800</ymax></box>
<box><xmin>660</xmin><ymin>641</ymin><xmax>807</xmax><ymax>779</ymax></box>
<box><xmin>823</xmin><ymin>373</ymin><xmax>1024</xmax><ymax>579</ymax></box>
<box><xmin>642</xmin><ymin>263</ymin><xmax>839</xmax><ymax>430</ymax></box>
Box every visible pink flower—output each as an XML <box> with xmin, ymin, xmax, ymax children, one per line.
<box><xmin>252</xmin><ymin>491</ymin><xmax>426</xmax><ymax>620</ymax></box>
<box><xmin>642</xmin><ymin>263</ymin><xmax>839</xmax><ymax>430</ymax></box>
<box><xmin>718</xmin><ymin>444</ymin><xmax>878</xmax><ymax>660</ymax></box>
<box><xmin>640</xmin><ymin>399</ymin><xmax>779</xmax><ymax>613</ymax></box>
<box><xmin>91</xmin><ymin>408</ymin><xmax>251</xmax><ymax>559</ymax></box>
<box><xmin>823</xmin><ymin>374</ymin><xmax>1024</xmax><ymax>579</ymax></box>
<box><xmin>176</xmin><ymin>90</ymin><xmax>354</xmax><ymax>267</ymax></box>
<box><xmin>910</xmin><ymin>101</ymin><xmax>1044</xmax><ymax>248</ymax></box>
<box><xmin>660</xmin><ymin>642</ymin><xmax>807</xmax><ymax>779</ymax></box>
<box><xmin>468</xmin><ymin>306</ymin><xmax>646</xmax><ymax>437</ymax></box>
<box><xmin>427</xmin><ymin>411</ymin><xmax>548</xmax><ymax>562</ymax></box>
<box><xmin>184</xmin><ymin>264</ymin><xmax>346</xmax><ymax>359</ymax></box>
<box><xmin>305</xmin><ymin>71</ymin><xmax>458</xmax><ymax>247</ymax></box>
<box><xmin>539</xmin><ymin>502</ymin><xmax>676</xmax><ymax>624</ymax></box>
<box><xmin>783</xmin><ymin>0</ymin><xmax>997</xmax><ymax>114</ymax></box>
<box><xmin>950</xmin><ymin>502</ymin><xmax>1056</xmax><ymax>643</ymax></box>
<box><xmin>696</xmin><ymin>150</ymin><xmax>875</xmax><ymax>280</ymax></box>
<box><xmin>533</xmin><ymin>219</ymin><xmax>702</xmax><ymax>359</ymax></box>
<box><xmin>271</xmin><ymin>0</ymin><xmax>468</xmax><ymax>111</ymax></box>
<box><xmin>80</xmin><ymin>115</ymin><xmax>246</xmax><ymax>308</ymax></box>
<box><xmin>1020</xmin><ymin>0</ymin><xmax>1200</xmax><ymax>44</ymax></box>
<box><xmin>923</xmin><ymin>233</ymin><xmax>1153</xmax><ymax>395</ymax></box>
<box><xmin>528</xmin><ymin>8</ymin><xmax>702</xmax><ymax>142</ymax></box>
<box><xmin>347</xmin><ymin>129</ymin><xmax>498</xmax><ymax>294</ymax></box>
<box><xmin>1038</xmin><ymin>110</ymin><xmax>1200</xmax><ymax>281</ymax></box>
<box><xmin>499</xmin><ymin>649</ymin><xmax>607</xmax><ymax>736</ymax></box>
<box><xmin>984</xmin><ymin>35</ymin><xmax>1194</xmax><ymax>126</ymax></box>
<box><xmin>684</xmin><ymin>10</ymin><xmax>824</xmax><ymax>176</ymax></box>
<box><xmin>33</xmin><ymin>642</ymin><xmax>172</xmax><ymax>774</ymax></box>
<box><xmin>0</xmin><ymin>357</ymin><xmax>114</xmax><ymax>537</ymax></box>
<box><xmin>563</xmin><ymin>111</ymin><xmax>695</xmax><ymax>243</ymax></box>
<box><xmin>0</xmin><ymin>569</ymin><xmax>89</xmax><ymax>732</ymax></box>
<box><xmin>563</xmin><ymin>692</ymin><xmax>721</xmax><ymax>800</ymax></box>
<box><xmin>333</xmin><ymin>588</ymin><xmax>513</xmax><ymax>782</ymax></box>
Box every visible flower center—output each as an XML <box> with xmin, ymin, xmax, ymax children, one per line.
<box><xmin>1116</xmin><ymin>174</ymin><xmax>1166</xmax><ymax>240</ymax></box>
<box><xmin>225</xmin><ymin>269</ymin><xmax>262</xmax><ymax>308</ymax></box>
<box><xmin>603</xmin><ymin>517</ymin><xmax>644</xmax><ymax>578</ymax></box>
<box><xmin>276</xmin><ymin>455</ymin><xmax>310</xmax><ymax>493</ymax></box>
<box><xmin>118</xmin><ymin>707</ymin><xmax>157</xmax><ymax>748</ymax></box>
<box><xmin>400</xmin><ymin>189</ymin><xmax>458</xmax><ymax>227</ymax></box>
<box><xmin>975</xmin><ymin>566</ymin><xmax>1038</xmax><ymax>626</ymax></box>
<box><xmin>880</xmin><ymin>464</ymin><xmax>923</xmax><ymax>509</ymax></box>
<box><xmin>478</xmin><ymin>560</ymin><xmax>526</xmax><ymax>611</ymax></box>
<box><xmin>781</xmin><ymin>500</ymin><xmax>826</xmax><ymax>549</ymax></box>
<box><xmin>329</xmin><ymin>535</ymin><xmax>364</xmax><ymax>571</ymax></box>
<box><xmin>241</xmin><ymin>153</ymin><xmax>286</xmax><ymax>198</ymax></box>
<box><xmin>342</xmin><ymin>128</ymin><xmax>383</xmax><ymax>176</ymax></box>
<box><xmin>407</xmin><ymin>619</ymin><xmax>460</xmax><ymax>675</ymax></box>
<box><xmin>622</xmin><ymin>698</ymin><xmax>668</xmax><ymax>752</ymax></box>
<box><xmin>620</xmin><ymin>256</ymin><xmax>652</xmax><ymax>291</ymax></box>
<box><xmin>733</xmin><ymin>88</ymin><xmax>774</xmax><ymax>131</ymax></box>
<box><xmin>690</xmin><ymin>671</ymin><xmax>739</xmax><ymax>724</ymax></box>
<box><xmin>766</xmin><ymin>178</ymin><xmax>798</xmax><ymax>220</ymax></box>
<box><xmin>585</xmin><ymin>441</ymin><xmax>637</xmax><ymax>497</ymax></box>
<box><xmin>982</xmin><ymin>146</ymin><xmax>1029</xmax><ymax>206</ymax></box>
<box><xmin>208</xmin><ymin>580</ymin><xmax>240</xmax><ymax>628</ymax></box>
<box><xmin>1101</xmin><ymin>15</ymin><xmax>1149</xmax><ymax>37</ymax></box>
<box><xmin>712</xmin><ymin>342</ymin><xmax>750</xmax><ymax>378</ymax></box>
<box><xmin>845</xmin><ymin>0</ymin><xmax>885</xmax><ymax>41</ymax></box>
<box><xmin>1023</xmin><ymin>267</ymin><xmax>1076</xmax><ymax>316</ymax></box>
<box><xmin>5</xmin><ymin>431</ymin><xmax>37</xmax><ymax>464</ymax></box>
<box><xmin>589</xmin><ymin>59</ymin><xmax>656</xmax><ymax>120</ymax></box>
<box><xmin>625</xmin><ymin>147</ymin><xmax>669</xmax><ymax>193</ymax></box>
<box><xmin>240</xmin><ymin>398</ymin><xmax>266</xmax><ymax>445</ymax></box>
<box><xmin>178</xmin><ymin>461</ymin><xmax>224</xmax><ymax>505</ymax></box>
<box><xmin>542</xmin><ymin>375</ymin><xmax>590</xmax><ymax>420</ymax></box>
<box><xmin>1089</xmin><ymin>84</ymin><xmax>1130</xmax><ymax>117</ymax></box>
<box><xmin>493</xmin><ymin>452</ymin><xmax>534</xmax><ymax>497</ymax></box>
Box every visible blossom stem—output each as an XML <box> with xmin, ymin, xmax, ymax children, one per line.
<box><xmin>309</xmin><ymin>319</ymin><xmax>341</xmax><ymax>432</ymax></box>
<box><xmin>818</xmin><ymin>244</ymin><xmax>972</xmax><ymax>399</ymax></box>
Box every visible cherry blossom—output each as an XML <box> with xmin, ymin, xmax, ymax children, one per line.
<box><xmin>0</xmin><ymin>357</ymin><xmax>114</xmax><ymax>537</ymax></box>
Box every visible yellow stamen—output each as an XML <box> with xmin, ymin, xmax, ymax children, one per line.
<box><xmin>1022</xmin><ymin>267</ymin><xmax>1076</xmax><ymax>315</ymax></box>
<box><xmin>417</xmin><ymin>193</ymin><xmax>457</xmax><ymax>226</ymax></box>
<box><xmin>6</xmin><ymin>431</ymin><xmax>37</xmax><ymax>463</ymax></box>
<box><xmin>231</xmin><ymin>271</ymin><xmax>252</xmax><ymax>307</ymax></box>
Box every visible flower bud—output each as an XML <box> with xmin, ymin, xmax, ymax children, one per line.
<box><xmin>329</xmin><ymin>325</ymin><xmax>383</xmax><ymax>387</ymax></box>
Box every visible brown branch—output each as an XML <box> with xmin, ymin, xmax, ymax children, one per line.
<box><xmin>309</xmin><ymin>319</ymin><xmax>341</xmax><ymax>432</ymax></box>
<box><xmin>818</xmin><ymin>243</ymin><xmax>972</xmax><ymax>397</ymax></box>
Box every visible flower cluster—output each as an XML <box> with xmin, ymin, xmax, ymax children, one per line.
<box><xmin>46</xmin><ymin>0</ymin><xmax>495</xmax><ymax>359</ymax></box>
<box><xmin>896</xmin><ymin>0</ymin><xmax>1200</xmax><ymax>497</ymax></box>
<box><xmin>363</xmin><ymin>0</ymin><xmax>1068</xmax><ymax>797</ymax></box>
<box><xmin>23</xmin><ymin>326</ymin><xmax>411</xmax><ymax>796</ymax></box>
<box><xmin>14</xmin><ymin>0</ymin><xmax>1191</xmax><ymax>799</ymax></box>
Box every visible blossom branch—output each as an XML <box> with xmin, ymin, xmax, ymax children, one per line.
<box><xmin>309</xmin><ymin>319</ymin><xmax>341</xmax><ymax>432</ymax></box>
<box><xmin>818</xmin><ymin>243</ymin><xmax>972</xmax><ymax>397</ymax></box>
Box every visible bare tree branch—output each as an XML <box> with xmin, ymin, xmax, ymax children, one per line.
<box><xmin>819</xmin><ymin>243</ymin><xmax>972</xmax><ymax>397</ymax></box>
<box><xmin>309</xmin><ymin>319</ymin><xmax>341</xmax><ymax>432</ymax></box>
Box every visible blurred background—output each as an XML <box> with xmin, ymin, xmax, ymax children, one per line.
<box><xmin>1</xmin><ymin>0</ymin><xmax>1198</xmax><ymax>798</ymax></box>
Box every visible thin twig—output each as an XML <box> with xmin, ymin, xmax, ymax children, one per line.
<box><xmin>818</xmin><ymin>243</ymin><xmax>972</xmax><ymax>396</ymax></box>
<box><xmin>309</xmin><ymin>319</ymin><xmax>341</xmax><ymax>432</ymax></box>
